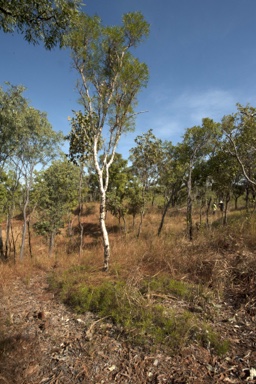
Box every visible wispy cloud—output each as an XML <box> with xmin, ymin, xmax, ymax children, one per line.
<box><xmin>171</xmin><ymin>89</ymin><xmax>236</xmax><ymax>124</ymax></box>
<box><xmin>120</xmin><ymin>87</ymin><xmax>248</xmax><ymax>157</ymax></box>
<box><xmin>139</xmin><ymin>88</ymin><xmax>238</xmax><ymax>143</ymax></box>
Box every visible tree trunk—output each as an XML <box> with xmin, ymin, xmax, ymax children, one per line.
<box><xmin>245</xmin><ymin>185</ymin><xmax>250</xmax><ymax>212</ymax></box>
<box><xmin>5</xmin><ymin>212</ymin><xmax>11</xmax><ymax>259</ymax></box>
<box><xmin>0</xmin><ymin>226</ymin><xmax>4</xmax><ymax>261</ymax></box>
<box><xmin>10</xmin><ymin>221</ymin><xmax>16</xmax><ymax>262</ymax></box>
<box><xmin>132</xmin><ymin>214</ymin><xmax>136</xmax><ymax>228</ymax></box>
<box><xmin>223</xmin><ymin>194</ymin><xmax>230</xmax><ymax>225</ymax></box>
<box><xmin>48</xmin><ymin>231</ymin><xmax>55</xmax><ymax>257</ymax></box>
<box><xmin>137</xmin><ymin>210</ymin><xmax>144</xmax><ymax>239</ymax></box>
<box><xmin>234</xmin><ymin>196</ymin><xmax>238</xmax><ymax>210</ymax></box>
<box><xmin>20</xmin><ymin>205</ymin><xmax>27</xmax><ymax>260</ymax></box>
<box><xmin>67</xmin><ymin>213</ymin><xmax>74</xmax><ymax>237</ymax></box>
<box><xmin>122</xmin><ymin>216</ymin><xmax>127</xmax><ymax>235</ymax></box>
<box><xmin>158</xmin><ymin>196</ymin><xmax>172</xmax><ymax>236</ymax></box>
<box><xmin>206</xmin><ymin>197</ymin><xmax>212</xmax><ymax>227</ymax></box>
<box><xmin>27</xmin><ymin>219</ymin><xmax>33</xmax><ymax>258</ymax></box>
<box><xmin>186</xmin><ymin>165</ymin><xmax>193</xmax><ymax>241</ymax></box>
<box><xmin>100</xmin><ymin>191</ymin><xmax>110</xmax><ymax>271</ymax></box>
<box><xmin>78</xmin><ymin>167</ymin><xmax>84</xmax><ymax>258</ymax></box>
<box><xmin>199</xmin><ymin>198</ymin><xmax>203</xmax><ymax>225</ymax></box>
<box><xmin>20</xmin><ymin>186</ymin><xmax>30</xmax><ymax>260</ymax></box>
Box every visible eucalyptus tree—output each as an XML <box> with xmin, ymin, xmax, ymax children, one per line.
<box><xmin>126</xmin><ymin>177</ymin><xmax>145</xmax><ymax>229</ymax></box>
<box><xmin>191</xmin><ymin>159</ymin><xmax>215</xmax><ymax>227</ymax></box>
<box><xmin>32</xmin><ymin>159</ymin><xmax>80</xmax><ymax>256</ymax></box>
<box><xmin>129</xmin><ymin>129</ymin><xmax>163</xmax><ymax>237</ymax></box>
<box><xmin>66</xmin><ymin>12</ymin><xmax>149</xmax><ymax>270</ymax></box>
<box><xmin>181</xmin><ymin>118</ymin><xmax>219</xmax><ymax>240</ymax></box>
<box><xmin>0</xmin><ymin>84</ymin><xmax>29</xmax><ymax>167</ymax></box>
<box><xmin>7</xmin><ymin>101</ymin><xmax>64</xmax><ymax>259</ymax></box>
<box><xmin>0</xmin><ymin>0</ymin><xmax>80</xmax><ymax>49</ymax></box>
<box><xmin>0</xmin><ymin>84</ymin><xmax>25</xmax><ymax>258</ymax></box>
<box><xmin>222</xmin><ymin>104</ymin><xmax>256</xmax><ymax>189</ymax></box>
<box><xmin>66</xmin><ymin>111</ymin><xmax>94</xmax><ymax>255</ymax></box>
<box><xmin>0</xmin><ymin>169</ymin><xmax>23</xmax><ymax>260</ymax></box>
<box><xmin>157</xmin><ymin>142</ymin><xmax>187</xmax><ymax>236</ymax></box>
<box><xmin>0</xmin><ymin>170</ymin><xmax>20</xmax><ymax>260</ymax></box>
<box><xmin>207</xmin><ymin>149</ymin><xmax>242</xmax><ymax>224</ymax></box>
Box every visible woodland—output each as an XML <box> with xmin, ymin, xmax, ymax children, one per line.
<box><xmin>0</xmin><ymin>1</ymin><xmax>256</xmax><ymax>383</ymax></box>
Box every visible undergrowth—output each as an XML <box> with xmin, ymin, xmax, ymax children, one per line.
<box><xmin>48</xmin><ymin>270</ymin><xmax>229</xmax><ymax>355</ymax></box>
<box><xmin>2</xmin><ymin>204</ymin><xmax>255</xmax><ymax>359</ymax></box>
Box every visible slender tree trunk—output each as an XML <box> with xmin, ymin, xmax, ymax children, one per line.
<box><xmin>234</xmin><ymin>196</ymin><xmax>238</xmax><ymax>210</ymax></box>
<box><xmin>137</xmin><ymin>210</ymin><xmax>144</xmax><ymax>238</ymax></box>
<box><xmin>223</xmin><ymin>194</ymin><xmax>230</xmax><ymax>225</ymax></box>
<box><xmin>158</xmin><ymin>196</ymin><xmax>172</xmax><ymax>236</ymax></box>
<box><xmin>67</xmin><ymin>213</ymin><xmax>74</xmax><ymax>237</ymax></box>
<box><xmin>187</xmin><ymin>165</ymin><xmax>193</xmax><ymax>241</ymax></box>
<box><xmin>20</xmin><ymin>202</ymin><xmax>28</xmax><ymax>260</ymax></box>
<box><xmin>199</xmin><ymin>198</ymin><xmax>203</xmax><ymax>226</ymax></box>
<box><xmin>122</xmin><ymin>216</ymin><xmax>127</xmax><ymax>235</ymax></box>
<box><xmin>5</xmin><ymin>212</ymin><xmax>11</xmax><ymax>259</ymax></box>
<box><xmin>245</xmin><ymin>185</ymin><xmax>250</xmax><ymax>212</ymax></box>
<box><xmin>137</xmin><ymin>189</ymin><xmax>146</xmax><ymax>239</ymax></box>
<box><xmin>79</xmin><ymin>219</ymin><xmax>84</xmax><ymax>258</ymax></box>
<box><xmin>48</xmin><ymin>231</ymin><xmax>55</xmax><ymax>257</ymax></box>
<box><xmin>20</xmin><ymin>184</ymin><xmax>31</xmax><ymax>260</ymax></box>
<box><xmin>100</xmin><ymin>191</ymin><xmax>110</xmax><ymax>271</ymax></box>
<box><xmin>206</xmin><ymin>197</ymin><xmax>212</xmax><ymax>227</ymax></box>
<box><xmin>11</xmin><ymin>222</ymin><xmax>16</xmax><ymax>262</ymax></box>
<box><xmin>132</xmin><ymin>214</ymin><xmax>136</xmax><ymax>228</ymax></box>
<box><xmin>0</xmin><ymin>226</ymin><xmax>4</xmax><ymax>261</ymax></box>
<box><xmin>27</xmin><ymin>220</ymin><xmax>33</xmax><ymax>258</ymax></box>
<box><xmin>78</xmin><ymin>166</ymin><xmax>84</xmax><ymax>258</ymax></box>
<box><xmin>151</xmin><ymin>193</ymin><xmax>155</xmax><ymax>207</ymax></box>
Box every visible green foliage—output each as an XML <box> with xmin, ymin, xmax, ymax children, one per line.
<box><xmin>32</xmin><ymin>159</ymin><xmax>81</xmax><ymax>244</ymax></box>
<box><xmin>0</xmin><ymin>83</ymin><xmax>63</xmax><ymax>170</ymax></box>
<box><xmin>0</xmin><ymin>0</ymin><xmax>81</xmax><ymax>49</ymax></box>
<box><xmin>129</xmin><ymin>129</ymin><xmax>163</xmax><ymax>190</ymax></box>
<box><xmin>106</xmin><ymin>193</ymin><xmax>127</xmax><ymax>222</ymax></box>
<box><xmin>126</xmin><ymin>182</ymin><xmax>145</xmax><ymax>218</ymax></box>
<box><xmin>66</xmin><ymin>111</ymin><xmax>99</xmax><ymax>165</ymax></box>
<box><xmin>222</xmin><ymin>104</ymin><xmax>256</xmax><ymax>187</ymax></box>
<box><xmin>0</xmin><ymin>83</ymin><xmax>27</xmax><ymax>165</ymax></box>
<box><xmin>65</xmin><ymin>11</ymin><xmax>149</xmax><ymax>175</ymax></box>
<box><xmin>141</xmin><ymin>277</ymin><xmax>195</xmax><ymax>301</ymax></box>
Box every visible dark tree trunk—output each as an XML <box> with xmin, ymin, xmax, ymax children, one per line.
<box><xmin>48</xmin><ymin>231</ymin><xmax>55</xmax><ymax>257</ymax></box>
<box><xmin>158</xmin><ymin>196</ymin><xmax>172</xmax><ymax>236</ymax></box>
<box><xmin>206</xmin><ymin>197</ymin><xmax>212</xmax><ymax>227</ymax></box>
<box><xmin>0</xmin><ymin>227</ymin><xmax>4</xmax><ymax>261</ymax></box>
<box><xmin>187</xmin><ymin>164</ymin><xmax>193</xmax><ymax>241</ymax></box>
<box><xmin>137</xmin><ymin>210</ymin><xmax>144</xmax><ymax>238</ymax></box>
<box><xmin>27</xmin><ymin>220</ymin><xmax>33</xmax><ymax>258</ymax></box>
<box><xmin>223</xmin><ymin>193</ymin><xmax>230</xmax><ymax>225</ymax></box>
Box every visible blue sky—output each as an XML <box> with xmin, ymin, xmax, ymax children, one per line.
<box><xmin>1</xmin><ymin>0</ymin><xmax>256</xmax><ymax>159</ymax></box>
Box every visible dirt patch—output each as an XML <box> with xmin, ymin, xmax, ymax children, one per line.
<box><xmin>0</xmin><ymin>272</ymin><xmax>256</xmax><ymax>383</ymax></box>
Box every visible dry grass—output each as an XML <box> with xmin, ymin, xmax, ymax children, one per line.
<box><xmin>1</xmin><ymin>202</ymin><xmax>255</xmax><ymax>303</ymax></box>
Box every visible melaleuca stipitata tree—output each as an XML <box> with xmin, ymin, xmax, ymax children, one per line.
<box><xmin>66</xmin><ymin>12</ymin><xmax>149</xmax><ymax>271</ymax></box>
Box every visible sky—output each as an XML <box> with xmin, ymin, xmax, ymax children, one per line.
<box><xmin>1</xmin><ymin>0</ymin><xmax>256</xmax><ymax>159</ymax></box>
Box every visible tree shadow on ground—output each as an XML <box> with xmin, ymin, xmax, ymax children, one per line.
<box><xmin>0</xmin><ymin>333</ymin><xmax>41</xmax><ymax>383</ymax></box>
<box><xmin>73</xmin><ymin>223</ymin><xmax>101</xmax><ymax>239</ymax></box>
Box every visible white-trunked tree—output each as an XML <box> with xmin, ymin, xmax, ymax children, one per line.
<box><xmin>66</xmin><ymin>12</ymin><xmax>149</xmax><ymax>271</ymax></box>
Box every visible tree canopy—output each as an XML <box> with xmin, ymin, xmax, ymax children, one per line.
<box><xmin>0</xmin><ymin>0</ymin><xmax>81</xmax><ymax>49</ymax></box>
